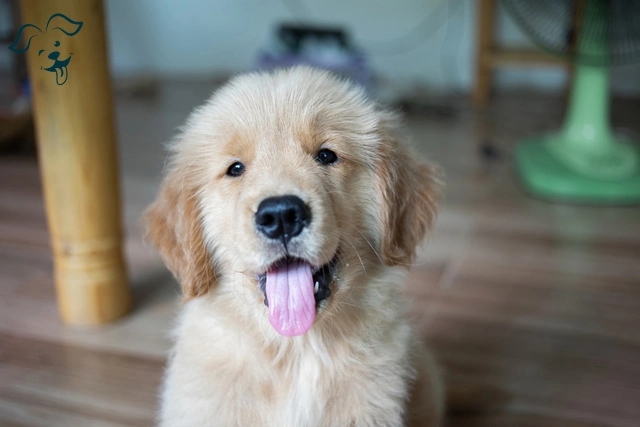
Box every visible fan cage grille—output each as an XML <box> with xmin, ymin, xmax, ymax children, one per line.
<box><xmin>502</xmin><ymin>0</ymin><xmax>640</xmax><ymax>66</ymax></box>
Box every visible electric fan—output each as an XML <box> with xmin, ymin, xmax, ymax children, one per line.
<box><xmin>502</xmin><ymin>0</ymin><xmax>640</xmax><ymax>203</ymax></box>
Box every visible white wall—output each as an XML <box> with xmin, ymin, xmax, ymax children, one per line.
<box><xmin>105</xmin><ymin>0</ymin><xmax>477</xmax><ymax>89</ymax></box>
<box><xmin>104</xmin><ymin>0</ymin><xmax>481</xmax><ymax>92</ymax></box>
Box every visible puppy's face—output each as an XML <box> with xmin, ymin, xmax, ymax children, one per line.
<box><xmin>146</xmin><ymin>67</ymin><xmax>440</xmax><ymax>337</ymax></box>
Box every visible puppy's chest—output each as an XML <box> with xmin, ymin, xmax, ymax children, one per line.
<box><xmin>270</xmin><ymin>354</ymin><xmax>332</xmax><ymax>424</ymax></box>
<box><xmin>244</xmin><ymin>345</ymin><xmax>408</xmax><ymax>427</ymax></box>
<box><xmin>241</xmin><ymin>349</ymin><xmax>339</xmax><ymax>424</ymax></box>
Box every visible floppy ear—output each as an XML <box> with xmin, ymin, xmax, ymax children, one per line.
<box><xmin>144</xmin><ymin>172</ymin><xmax>216</xmax><ymax>300</ymax></box>
<box><xmin>9</xmin><ymin>24</ymin><xmax>42</xmax><ymax>53</ymax></box>
<box><xmin>46</xmin><ymin>13</ymin><xmax>83</xmax><ymax>36</ymax></box>
<box><xmin>374</xmin><ymin>134</ymin><xmax>443</xmax><ymax>266</ymax></box>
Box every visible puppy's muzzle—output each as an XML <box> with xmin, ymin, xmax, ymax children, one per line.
<box><xmin>255</xmin><ymin>195</ymin><xmax>311</xmax><ymax>245</ymax></box>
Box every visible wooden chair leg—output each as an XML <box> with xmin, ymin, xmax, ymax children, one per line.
<box><xmin>473</xmin><ymin>0</ymin><xmax>496</xmax><ymax>108</ymax></box>
<box><xmin>21</xmin><ymin>0</ymin><xmax>131</xmax><ymax>325</ymax></box>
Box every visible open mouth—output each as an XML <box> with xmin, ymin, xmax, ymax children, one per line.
<box><xmin>258</xmin><ymin>256</ymin><xmax>336</xmax><ymax>308</ymax></box>
<box><xmin>257</xmin><ymin>255</ymin><xmax>338</xmax><ymax>337</ymax></box>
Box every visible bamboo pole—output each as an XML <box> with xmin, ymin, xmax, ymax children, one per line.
<box><xmin>20</xmin><ymin>0</ymin><xmax>131</xmax><ymax>324</ymax></box>
<box><xmin>473</xmin><ymin>0</ymin><xmax>495</xmax><ymax>108</ymax></box>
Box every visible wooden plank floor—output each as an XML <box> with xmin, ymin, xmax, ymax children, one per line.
<box><xmin>1</xmin><ymin>83</ymin><xmax>640</xmax><ymax>426</ymax></box>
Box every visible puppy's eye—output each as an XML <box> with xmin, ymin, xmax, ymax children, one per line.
<box><xmin>315</xmin><ymin>149</ymin><xmax>339</xmax><ymax>165</ymax></box>
<box><xmin>226</xmin><ymin>162</ymin><xmax>245</xmax><ymax>177</ymax></box>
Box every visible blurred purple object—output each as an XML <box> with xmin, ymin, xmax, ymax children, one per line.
<box><xmin>255</xmin><ymin>24</ymin><xmax>373</xmax><ymax>90</ymax></box>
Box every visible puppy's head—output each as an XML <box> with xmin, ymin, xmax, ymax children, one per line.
<box><xmin>145</xmin><ymin>67</ymin><xmax>440</xmax><ymax>337</ymax></box>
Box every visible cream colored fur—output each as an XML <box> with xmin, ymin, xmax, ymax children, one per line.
<box><xmin>145</xmin><ymin>66</ymin><xmax>444</xmax><ymax>426</ymax></box>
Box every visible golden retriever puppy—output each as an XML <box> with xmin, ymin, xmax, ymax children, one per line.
<box><xmin>145</xmin><ymin>66</ymin><xmax>443</xmax><ymax>426</ymax></box>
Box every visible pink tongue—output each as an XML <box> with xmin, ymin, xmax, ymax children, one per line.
<box><xmin>265</xmin><ymin>260</ymin><xmax>316</xmax><ymax>336</ymax></box>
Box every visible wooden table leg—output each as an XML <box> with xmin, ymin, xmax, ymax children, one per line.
<box><xmin>20</xmin><ymin>0</ymin><xmax>131</xmax><ymax>325</ymax></box>
<box><xmin>473</xmin><ymin>0</ymin><xmax>495</xmax><ymax>108</ymax></box>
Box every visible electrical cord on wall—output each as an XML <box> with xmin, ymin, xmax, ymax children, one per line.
<box><xmin>280</xmin><ymin>0</ymin><xmax>462</xmax><ymax>56</ymax></box>
<box><xmin>278</xmin><ymin>0</ymin><xmax>470</xmax><ymax>106</ymax></box>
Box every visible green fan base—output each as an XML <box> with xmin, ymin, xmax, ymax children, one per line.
<box><xmin>516</xmin><ymin>136</ymin><xmax>640</xmax><ymax>204</ymax></box>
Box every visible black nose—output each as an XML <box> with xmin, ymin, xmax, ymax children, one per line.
<box><xmin>255</xmin><ymin>195</ymin><xmax>311</xmax><ymax>244</ymax></box>
<box><xmin>48</xmin><ymin>51</ymin><xmax>60</xmax><ymax>60</ymax></box>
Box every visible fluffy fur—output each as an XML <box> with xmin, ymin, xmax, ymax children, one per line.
<box><xmin>145</xmin><ymin>66</ymin><xmax>444</xmax><ymax>426</ymax></box>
